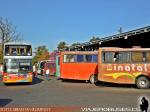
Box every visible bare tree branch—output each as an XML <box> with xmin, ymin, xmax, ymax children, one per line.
<box><xmin>0</xmin><ymin>17</ymin><xmax>23</xmax><ymax>44</ymax></box>
<box><xmin>0</xmin><ymin>17</ymin><xmax>23</xmax><ymax>63</ymax></box>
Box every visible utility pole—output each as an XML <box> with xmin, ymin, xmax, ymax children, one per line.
<box><xmin>118</xmin><ymin>27</ymin><xmax>123</xmax><ymax>34</ymax></box>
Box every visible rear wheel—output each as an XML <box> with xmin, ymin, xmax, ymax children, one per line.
<box><xmin>89</xmin><ymin>75</ymin><xmax>98</xmax><ymax>84</ymax></box>
<box><xmin>136</xmin><ymin>76</ymin><xmax>150</xmax><ymax>89</ymax></box>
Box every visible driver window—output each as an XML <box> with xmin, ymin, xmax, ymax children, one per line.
<box><xmin>113</xmin><ymin>52</ymin><xmax>119</xmax><ymax>62</ymax></box>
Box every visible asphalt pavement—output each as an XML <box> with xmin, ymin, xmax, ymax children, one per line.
<box><xmin>0</xmin><ymin>75</ymin><xmax>150</xmax><ymax>112</ymax></box>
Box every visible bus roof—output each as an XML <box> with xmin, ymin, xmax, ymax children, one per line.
<box><xmin>4</xmin><ymin>42</ymin><xmax>31</xmax><ymax>45</ymax></box>
<box><xmin>99</xmin><ymin>47</ymin><xmax>150</xmax><ymax>52</ymax></box>
<box><xmin>61</xmin><ymin>51</ymin><xmax>98</xmax><ymax>55</ymax></box>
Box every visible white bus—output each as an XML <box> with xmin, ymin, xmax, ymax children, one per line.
<box><xmin>2</xmin><ymin>42</ymin><xmax>33</xmax><ymax>83</ymax></box>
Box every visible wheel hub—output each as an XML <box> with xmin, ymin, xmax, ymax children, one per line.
<box><xmin>140</xmin><ymin>80</ymin><xmax>146</xmax><ymax>86</ymax></box>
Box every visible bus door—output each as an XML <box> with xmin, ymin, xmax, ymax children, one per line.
<box><xmin>62</xmin><ymin>54</ymin><xmax>79</xmax><ymax>79</ymax></box>
<box><xmin>55</xmin><ymin>56</ymin><xmax>60</xmax><ymax>77</ymax></box>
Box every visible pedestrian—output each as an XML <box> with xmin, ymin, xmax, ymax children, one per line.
<box><xmin>45</xmin><ymin>67</ymin><xmax>50</xmax><ymax>81</ymax></box>
<box><xmin>33</xmin><ymin>65</ymin><xmax>37</xmax><ymax>77</ymax></box>
<box><xmin>140</xmin><ymin>97</ymin><xmax>149</xmax><ymax>112</ymax></box>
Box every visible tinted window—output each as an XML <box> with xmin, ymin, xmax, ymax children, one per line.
<box><xmin>85</xmin><ymin>55</ymin><xmax>92</xmax><ymax>62</ymax></box>
<box><xmin>92</xmin><ymin>54</ymin><xmax>98</xmax><ymax>62</ymax></box>
<box><xmin>76</xmin><ymin>55</ymin><xmax>84</xmax><ymax>62</ymax></box>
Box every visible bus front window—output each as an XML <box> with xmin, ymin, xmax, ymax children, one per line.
<box><xmin>19</xmin><ymin>65</ymin><xmax>32</xmax><ymax>73</ymax></box>
<box><xmin>4</xmin><ymin>59</ymin><xmax>32</xmax><ymax>74</ymax></box>
<box><xmin>5</xmin><ymin>59</ymin><xmax>19</xmax><ymax>73</ymax></box>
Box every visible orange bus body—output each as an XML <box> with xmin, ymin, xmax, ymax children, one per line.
<box><xmin>60</xmin><ymin>51</ymin><xmax>98</xmax><ymax>81</ymax></box>
<box><xmin>98</xmin><ymin>48</ymin><xmax>150</xmax><ymax>88</ymax></box>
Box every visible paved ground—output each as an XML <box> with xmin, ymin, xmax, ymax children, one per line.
<box><xmin>0</xmin><ymin>75</ymin><xmax>150</xmax><ymax>111</ymax></box>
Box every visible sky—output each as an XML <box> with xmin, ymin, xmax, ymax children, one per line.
<box><xmin>0</xmin><ymin>0</ymin><xmax>150</xmax><ymax>51</ymax></box>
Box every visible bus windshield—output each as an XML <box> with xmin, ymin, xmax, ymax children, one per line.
<box><xmin>4</xmin><ymin>59</ymin><xmax>32</xmax><ymax>74</ymax></box>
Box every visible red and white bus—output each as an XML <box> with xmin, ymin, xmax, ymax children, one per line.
<box><xmin>60</xmin><ymin>51</ymin><xmax>98</xmax><ymax>83</ymax></box>
<box><xmin>37</xmin><ymin>60</ymin><xmax>56</xmax><ymax>75</ymax></box>
<box><xmin>98</xmin><ymin>47</ymin><xmax>150</xmax><ymax>89</ymax></box>
<box><xmin>2</xmin><ymin>42</ymin><xmax>33</xmax><ymax>83</ymax></box>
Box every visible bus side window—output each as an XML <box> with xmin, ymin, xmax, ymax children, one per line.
<box><xmin>142</xmin><ymin>52</ymin><xmax>146</xmax><ymax>62</ymax></box>
<box><xmin>76</xmin><ymin>55</ymin><xmax>84</xmax><ymax>62</ymax></box>
<box><xmin>102</xmin><ymin>52</ymin><xmax>114</xmax><ymax>63</ymax></box>
<box><xmin>85</xmin><ymin>55</ymin><xmax>92</xmax><ymax>62</ymax></box>
<box><xmin>102</xmin><ymin>52</ymin><xmax>105</xmax><ymax>62</ymax></box>
<box><xmin>64</xmin><ymin>55</ymin><xmax>75</xmax><ymax>62</ymax></box>
<box><xmin>113</xmin><ymin>52</ymin><xmax>119</xmax><ymax>62</ymax></box>
<box><xmin>121</xmin><ymin>52</ymin><xmax>131</xmax><ymax>63</ymax></box>
<box><xmin>92</xmin><ymin>54</ymin><xmax>98</xmax><ymax>62</ymax></box>
<box><xmin>131</xmin><ymin>52</ymin><xmax>143</xmax><ymax>62</ymax></box>
<box><xmin>146</xmin><ymin>52</ymin><xmax>150</xmax><ymax>62</ymax></box>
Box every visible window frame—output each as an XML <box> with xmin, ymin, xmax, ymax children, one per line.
<box><xmin>102</xmin><ymin>51</ymin><xmax>150</xmax><ymax>64</ymax></box>
<box><xmin>63</xmin><ymin>54</ymin><xmax>98</xmax><ymax>63</ymax></box>
<box><xmin>102</xmin><ymin>51</ymin><xmax>131</xmax><ymax>64</ymax></box>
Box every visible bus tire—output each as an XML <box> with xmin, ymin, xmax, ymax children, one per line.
<box><xmin>136</xmin><ymin>76</ymin><xmax>150</xmax><ymax>89</ymax></box>
<box><xmin>89</xmin><ymin>74</ymin><xmax>98</xmax><ymax>84</ymax></box>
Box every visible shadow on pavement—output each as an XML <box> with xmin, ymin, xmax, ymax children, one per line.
<box><xmin>0</xmin><ymin>99</ymin><xmax>12</xmax><ymax>107</ymax></box>
<box><xmin>95</xmin><ymin>81</ymin><xmax>135</xmax><ymax>88</ymax></box>
<box><xmin>32</xmin><ymin>77</ymin><xmax>43</xmax><ymax>85</ymax></box>
<box><xmin>61</xmin><ymin>79</ymin><xmax>88</xmax><ymax>84</ymax></box>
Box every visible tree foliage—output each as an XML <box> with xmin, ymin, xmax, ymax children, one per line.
<box><xmin>70</xmin><ymin>42</ymin><xmax>82</xmax><ymax>48</ymax></box>
<box><xmin>57</xmin><ymin>41</ymin><xmax>69</xmax><ymax>51</ymax></box>
<box><xmin>71</xmin><ymin>43</ymin><xmax>81</xmax><ymax>47</ymax></box>
<box><xmin>89</xmin><ymin>36</ymin><xmax>101</xmax><ymax>42</ymax></box>
<box><xmin>32</xmin><ymin>45</ymin><xmax>50</xmax><ymax>64</ymax></box>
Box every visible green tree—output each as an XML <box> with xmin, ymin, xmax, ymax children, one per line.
<box><xmin>57</xmin><ymin>41</ymin><xmax>69</xmax><ymax>51</ymax></box>
<box><xmin>32</xmin><ymin>45</ymin><xmax>50</xmax><ymax>64</ymax></box>
<box><xmin>89</xmin><ymin>36</ymin><xmax>101</xmax><ymax>42</ymax></box>
<box><xmin>70</xmin><ymin>42</ymin><xmax>81</xmax><ymax>49</ymax></box>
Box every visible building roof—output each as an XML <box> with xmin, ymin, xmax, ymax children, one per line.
<box><xmin>69</xmin><ymin>26</ymin><xmax>150</xmax><ymax>50</ymax></box>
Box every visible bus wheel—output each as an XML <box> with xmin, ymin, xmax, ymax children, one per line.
<box><xmin>136</xmin><ymin>76</ymin><xmax>150</xmax><ymax>89</ymax></box>
<box><xmin>89</xmin><ymin>75</ymin><xmax>98</xmax><ymax>84</ymax></box>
